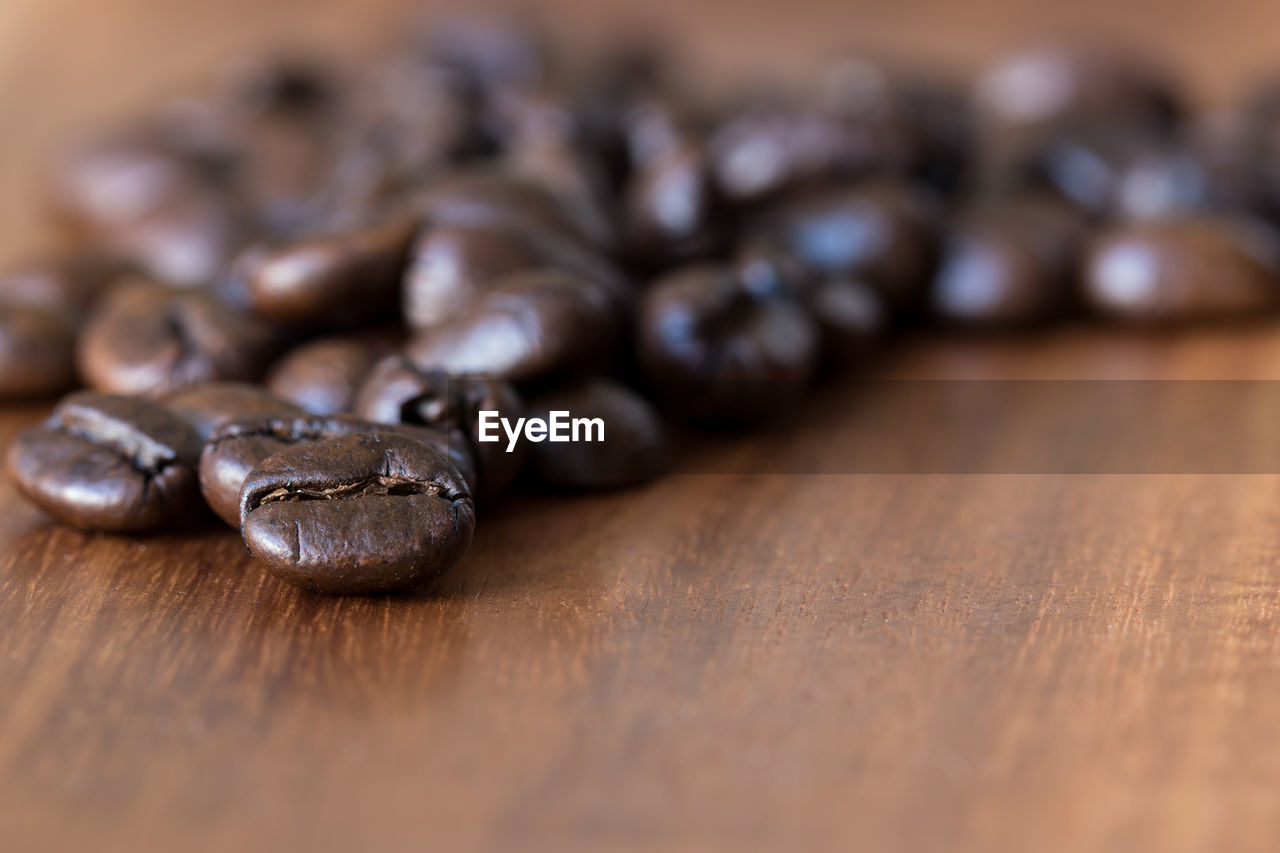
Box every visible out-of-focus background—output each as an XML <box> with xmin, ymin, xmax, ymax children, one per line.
<box><xmin>2</xmin><ymin>0</ymin><xmax>1278</xmax><ymax>259</ymax></box>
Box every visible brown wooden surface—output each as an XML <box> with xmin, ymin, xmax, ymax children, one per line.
<box><xmin>6</xmin><ymin>2</ymin><xmax>1280</xmax><ymax>852</ymax></box>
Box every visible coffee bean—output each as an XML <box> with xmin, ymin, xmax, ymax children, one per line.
<box><xmin>264</xmin><ymin>336</ymin><xmax>385</xmax><ymax>415</ymax></box>
<box><xmin>354</xmin><ymin>355</ymin><xmax>525</xmax><ymax>501</ymax></box>
<box><xmin>239</xmin><ymin>432</ymin><xmax>475</xmax><ymax>594</ymax></box>
<box><xmin>166</xmin><ymin>381</ymin><xmax>304</xmax><ymax>441</ymax></box>
<box><xmin>243</xmin><ymin>216</ymin><xmax>417</xmax><ymax>328</ymax></box>
<box><xmin>526</xmin><ymin>378</ymin><xmax>667</xmax><ymax>490</ymax></box>
<box><xmin>973</xmin><ymin>43</ymin><xmax>1182</xmax><ymax>136</ymax></box>
<box><xmin>403</xmin><ymin>217</ymin><xmax>625</xmax><ymax>330</ymax></box>
<box><xmin>200</xmin><ymin>414</ymin><xmax>475</xmax><ymax>527</ymax></box>
<box><xmin>7</xmin><ymin>391</ymin><xmax>202</xmax><ymax>531</ymax></box>
<box><xmin>405</xmin><ymin>269</ymin><xmax>621</xmax><ymax>383</ymax></box>
<box><xmin>0</xmin><ymin>251</ymin><xmax>130</xmax><ymax>320</ymax></box>
<box><xmin>637</xmin><ymin>264</ymin><xmax>818</xmax><ymax>423</ymax></box>
<box><xmin>761</xmin><ymin>179</ymin><xmax>941</xmax><ymax>312</ymax></box>
<box><xmin>77</xmin><ymin>280</ymin><xmax>278</xmax><ymax>397</ymax></box>
<box><xmin>623</xmin><ymin>136</ymin><xmax>718</xmax><ymax>265</ymax></box>
<box><xmin>932</xmin><ymin>194</ymin><xmax>1087</xmax><ymax>328</ymax></box>
<box><xmin>1083</xmin><ymin>217</ymin><xmax>1280</xmax><ymax>322</ymax></box>
<box><xmin>0</xmin><ymin>305</ymin><xmax>78</xmax><ymax>398</ymax></box>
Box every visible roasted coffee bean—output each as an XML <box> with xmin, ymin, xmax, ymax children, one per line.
<box><xmin>77</xmin><ymin>280</ymin><xmax>278</xmax><ymax>397</ymax></box>
<box><xmin>8</xmin><ymin>391</ymin><xmax>202</xmax><ymax>531</ymax></box>
<box><xmin>406</xmin><ymin>269</ymin><xmax>621</xmax><ymax>383</ymax></box>
<box><xmin>403</xmin><ymin>217</ymin><xmax>625</xmax><ymax>330</ymax></box>
<box><xmin>708</xmin><ymin>98</ymin><xmax>884</xmax><ymax>203</ymax></box>
<box><xmin>243</xmin><ymin>216</ymin><xmax>417</xmax><ymax>327</ymax></box>
<box><xmin>637</xmin><ymin>264</ymin><xmax>819</xmax><ymax>423</ymax></box>
<box><xmin>0</xmin><ymin>305</ymin><xmax>78</xmax><ymax>398</ymax></box>
<box><xmin>408</xmin><ymin>169</ymin><xmax>612</xmax><ymax>251</ymax></box>
<box><xmin>0</xmin><ymin>251</ymin><xmax>129</xmax><ymax>320</ymax></box>
<box><xmin>931</xmin><ymin>194</ymin><xmax>1087</xmax><ymax>328</ymax></box>
<box><xmin>419</xmin><ymin>10</ymin><xmax>550</xmax><ymax>93</ymax></box>
<box><xmin>762</xmin><ymin>179</ymin><xmax>941</xmax><ymax>311</ymax></box>
<box><xmin>354</xmin><ymin>355</ymin><xmax>525</xmax><ymax>501</ymax></box>
<box><xmin>1029</xmin><ymin>129</ymin><xmax>1210</xmax><ymax>220</ymax></box>
<box><xmin>264</xmin><ymin>336</ymin><xmax>385</xmax><ymax>415</ymax></box>
<box><xmin>735</xmin><ymin>243</ymin><xmax>887</xmax><ymax>363</ymax></box>
<box><xmin>166</xmin><ymin>381</ymin><xmax>304</xmax><ymax>440</ymax></box>
<box><xmin>239</xmin><ymin>432</ymin><xmax>475</xmax><ymax>594</ymax></box>
<box><xmin>200</xmin><ymin>414</ymin><xmax>475</xmax><ymax>527</ymax></box>
<box><xmin>623</xmin><ymin>136</ymin><xmax>718</xmax><ymax>265</ymax></box>
<box><xmin>526</xmin><ymin>378</ymin><xmax>667</xmax><ymax>490</ymax></box>
<box><xmin>973</xmin><ymin>43</ymin><xmax>1182</xmax><ymax>136</ymax></box>
<box><xmin>1083</xmin><ymin>217</ymin><xmax>1280</xmax><ymax>322</ymax></box>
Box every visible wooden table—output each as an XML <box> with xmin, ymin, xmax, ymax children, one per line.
<box><xmin>5</xmin><ymin>1</ymin><xmax>1280</xmax><ymax>851</ymax></box>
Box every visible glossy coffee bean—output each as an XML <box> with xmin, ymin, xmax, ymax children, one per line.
<box><xmin>406</xmin><ymin>269</ymin><xmax>621</xmax><ymax>383</ymax></box>
<box><xmin>1083</xmin><ymin>217</ymin><xmax>1280</xmax><ymax>322</ymax></box>
<box><xmin>165</xmin><ymin>381</ymin><xmax>304</xmax><ymax>440</ymax></box>
<box><xmin>77</xmin><ymin>280</ymin><xmax>278</xmax><ymax>397</ymax></box>
<box><xmin>1030</xmin><ymin>130</ymin><xmax>1210</xmax><ymax>220</ymax></box>
<box><xmin>0</xmin><ymin>251</ymin><xmax>129</xmax><ymax>320</ymax></box>
<box><xmin>637</xmin><ymin>264</ymin><xmax>819</xmax><ymax>423</ymax></box>
<box><xmin>0</xmin><ymin>305</ymin><xmax>78</xmax><ymax>398</ymax></box>
<box><xmin>624</xmin><ymin>136</ymin><xmax>718</xmax><ymax>265</ymax></box>
<box><xmin>764</xmin><ymin>179</ymin><xmax>940</xmax><ymax>311</ymax></box>
<box><xmin>735</xmin><ymin>244</ymin><xmax>887</xmax><ymax>363</ymax></box>
<box><xmin>354</xmin><ymin>355</ymin><xmax>525</xmax><ymax>501</ymax></box>
<box><xmin>8</xmin><ymin>391</ymin><xmax>202</xmax><ymax>531</ymax></box>
<box><xmin>239</xmin><ymin>432</ymin><xmax>475</xmax><ymax>594</ymax></box>
<box><xmin>200</xmin><ymin>414</ymin><xmax>476</xmax><ymax>527</ymax></box>
<box><xmin>973</xmin><ymin>43</ymin><xmax>1182</xmax><ymax>135</ymax></box>
<box><xmin>526</xmin><ymin>378</ymin><xmax>667</xmax><ymax>490</ymax></box>
<box><xmin>264</xmin><ymin>337</ymin><xmax>384</xmax><ymax>415</ymax></box>
<box><xmin>932</xmin><ymin>194</ymin><xmax>1087</xmax><ymax>328</ymax></box>
<box><xmin>244</xmin><ymin>216</ymin><xmax>417</xmax><ymax>327</ymax></box>
<box><xmin>403</xmin><ymin>218</ymin><xmax>624</xmax><ymax>330</ymax></box>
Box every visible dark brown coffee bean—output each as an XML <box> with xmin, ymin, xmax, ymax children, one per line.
<box><xmin>637</xmin><ymin>264</ymin><xmax>819</xmax><ymax>423</ymax></box>
<box><xmin>200</xmin><ymin>414</ymin><xmax>475</xmax><ymax>527</ymax></box>
<box><xmin>405</xmin><ymin>269</ymin><xmax>621</xmax><ymax>383</ymax></box>
<box><xmin>77</xmin><ymin>280</ymin><xmax>278</xmax><ymax>397</ymax></box>
<box><xmin>762</xmin><ymin>179</ymin><xmax>941</xmax><ymax>311</ymax></box>
<box><xmin>165</xmin><ymin>381</ymin><xmax>304</xmax><ymax>440</ymax></box>
<box><xmin>931</xmin><ymin>194</ymin><xmax>1087</xmax><ymax>328</ymax></box>
<box><xmin>264</xmin><ymin>337</ymin><xmax>385</xmax><ymax>415</ymax></box>
<box><xmin>0</xmin><ymin>251</ymin><xmax>130</xmax><ymax>320</ymax></box>
<box><xmin>623</xmin><ymin>136</ymin><xmax>718</xmax><ymax>265</ymax></box>
<box><xmin>239</xmin><ymin>432</ymin><xmax>475</xmax><ymax>594</ymax></box>
<box><xmin>0</xmin><ymin>305</ymin><xmax>78</xmax><ymax>398</ymax></box>
<box><xmin>403</xmin><ymin>217</ymin><xmax>625</xmax><ymax>330</ymax></box>
<box><xmin>1082</xmin><ymin>217</ymin><xmax>1280</xmax><ymax>322</ymax></box>
<box><xmin>525</xmin><ymin>378</ymin><xmax>667</xmax><ymax>490</ymax></box>
<box><xmin>973</xmin><ymin>43</ymin><xmax>1182</xmax><ymax>136</ymax></box>
<box><xmin>243</xmin><ymin>216</ymin><xmax>417</xmax><ymax>327</ymax></box>
<box><xmin>7</xmin><ymin>391</ymin><xmax>202</xmax><ymax>531</ymax></box>
<box><xmin>354</xmin><ymin>355</ymin><xmax>525</xmax><ymax>501</ymax></box>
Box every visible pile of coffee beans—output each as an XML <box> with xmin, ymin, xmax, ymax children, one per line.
<box><xmin>6</xmin><ymin>13</ymin><xmax>1280</xmax><ymax>593</ymax></box>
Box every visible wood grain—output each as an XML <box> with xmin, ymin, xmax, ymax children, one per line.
<box><xmin>5</xmin><ymin>2</ymin><xmax>1280</xmax><ymax>852</ymax></box>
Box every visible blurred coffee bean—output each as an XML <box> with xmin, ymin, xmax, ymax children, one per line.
<box><xmin>735</xmin><ymin>243</ymin><xmax>886</xmax><ymax>362</ymax></box>
<box><xmin>1083</xmin><ymin>217</ymin><xmax>1280</xmax><ymax>322</ymax></box>
<box><xmin>354</xmin><ymin>355</ymin><xmax>525</xmax><ymax>501</ymax></box>
<box><xmin>403</xmin><ymin>217</ymin><xmax>625</xmax><ymax>330</ymax></box>
<box><xmin>243</xmin><ymin>216</ymin><xmax>416</xmax><ymax>328</ymax></box>
<box><xmin>77</xmin><ymin>280</ymin><xmax>278</xmax><ymax>396</ymax></box>
<box><xmin>0</xmin><ymin>305</ymin><xmax>77</xmax><ymax>398</ymax></box>
<box><xmin>406</xmin><ymin>269</ymin><xmax>621</xmax><ymax>383</ymax></box>
<box><xmin>624</xmin><ymin>136</ymin><xmax>719</xmax><ymax>265</ymax></box>
<box><xmin>637</xmin><ymin>264</ymin><xmax>818</xmax><ymax>423</ymax></box>
<box><xmin>526</xmin><ymin>378</ymin><xmax>667</xmax><ymax>490</ymax></box>
<box><xmin>708</xmin><ymin>97</ymin><xmax>884</xmax><ymax>203</ymax></box>
<box><xmin>762</xmin><ymin>179</ymin><xmax>941</xmax><ymax>311</ymax></box>
<box><xmin>8</xmin><ymin>391</ymin><xmax>202</xmax><ymax>531</ymax></box>
<box><xmin>200</xmin><ymin>413</ymin><xmax>474</xmax><ymax>528</ymax></box>
<box><xmin>227</xmin><ymin>54</ymin><xmax>338</xmax><ymax>118</ymax></box>
<box><xmin>166</xmin><ymin>381</ymin><xmax>304</xmax><ymax>441</ymax></box>
<box><xmin>973</xmin><ymin>43</ymin><xmax>1182</xmax><ymax>136</ymax></box>
<box><xmin>0</xmin><ymin>251</ymin><xmax>129</xmax><ymax>320</ymax></box>
<box><xmin>239</xmin><ymin>432</ymin><xmax>475</xmax><ymax>594</ymax></box>
<box><xmin>1030</xmin><ymin>129</ymin><xmax>1210</xmax><ymax>220</ymax></box>
<box><xmin>418</xmin><ymin>10</ymin><xmax>550</xmax><ymax>93</ymax></box>
<box><xmin>264</xmin><ymin>336</ymin><xmax>385</xmax><ymax>415</ymax></box>
<box><xmin>932</xmin><ymin>193</ymin><xmax>1088</xmax><ymax>328</ymax></box>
